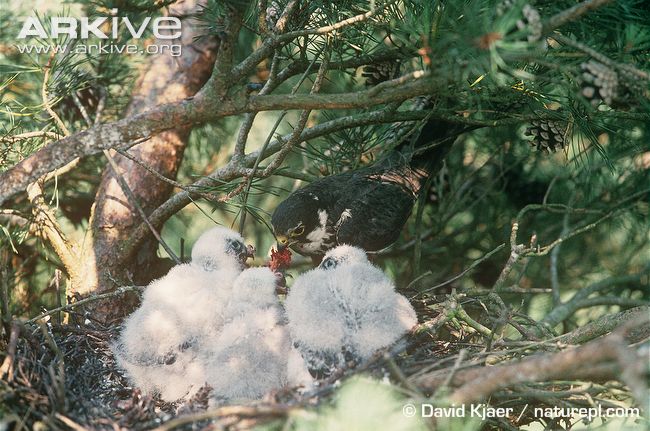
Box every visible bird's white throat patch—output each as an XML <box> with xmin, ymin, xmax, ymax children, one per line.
<box><xmin>318</xmin><ymin>209</ymin><xmax>328</xmax><ymax>228</ymax></box>
<box><xmin>302</xmin><ymin>209</ymin><xmax>330</xmax><ymax>252</ymax></box>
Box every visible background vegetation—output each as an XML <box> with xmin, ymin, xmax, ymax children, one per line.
<box><xmin>0</xmin><ymin>0</ymin><xmax>648</xmax><ymax>429</ymax></box>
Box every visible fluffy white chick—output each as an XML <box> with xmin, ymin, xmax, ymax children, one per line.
<box><xmin>222</xmin><ymin>266</ymin><xmax>281</xmax><ymax>321</ymax></box>
<box><xmin>203</xmin><ymin>267</ymin><xmax>312</xmax><ymax>402</ymax></box>
<box><xmin>284</xmin><ymin>245</ymin><xmax>417</xmax><ymax>377</ymax></box>
<box><xmin>114</xmin><ymin>226</ymin><xmax>253</xmax><ymax>402</ymax></box>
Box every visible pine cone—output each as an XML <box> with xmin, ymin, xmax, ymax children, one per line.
<box><xmin>617</xmin><ymin>65</ymin><xmax>650</xmax><ymax>101</ymax></box>
<box><xmin>496</xmin><ymin>0</ymin><xmax>516</xmax><ymax>16</ymax></box>
<box><xmin>266</xmin><ymin>1</ymin><xmax>281</xmax><ymax>30</ymax></box>
<box><xmin>362</xmin><ymin>61</ymin><xmax>401</xmax><ymax>87</ymax></box>
<box><xmin>579</xmin><ymin>61</ymin><xmax>619</xmax><ymax>107</ymax></box>
<box><xmin>525</xmin><ymin>119</ymin><xmax>567</xmax><ymax>153</ymax></box>
<box><xmin>516</xmin><ymin>5</ymin><xmax>542</xmax><ymax>42</ymax></box>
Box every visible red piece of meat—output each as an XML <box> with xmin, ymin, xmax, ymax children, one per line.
<box><xmin>269</xmin><ymin>247</ymin><xmax>292</xmax><ymax>272</ymax></box>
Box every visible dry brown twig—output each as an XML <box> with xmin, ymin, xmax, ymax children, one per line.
<box><xmin>25</xmin><ymin>54</ymin><xmax>80</xmax><ymax>288</ymax></box>
<box><xmin>413</xmin><ymin>312</ymin><xmax>649</xmax><ymax>406</ymax></box>
<box><xmin>0</xmin><ymin>322</ymin><xmax>20</xmax><ymax>382</ymax></box>
<box><xmin>150</xmin><ymin>404</ymin><xmax>293</xmax><ymax>431</ymax></box>
<box><xmin>102</xmin><ymin>150</ymin><xmax>181</xmax><ymax>264</ymax></box>
<box><xmin>27</xmin><ymin>284</ymin><xmax>144</xmax><ymax>324</ymax></box>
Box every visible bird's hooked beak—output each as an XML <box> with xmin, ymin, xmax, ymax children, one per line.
<box><xmin>276</xmin><ymin>234</ymin><xmax>290</xmax><ymax>251</ymax></box>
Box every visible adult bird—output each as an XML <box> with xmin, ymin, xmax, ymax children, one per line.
<box><xmin>271</xmin><ymin>98</ymin><xmax>462</xmax><ymax>261</ymax></box>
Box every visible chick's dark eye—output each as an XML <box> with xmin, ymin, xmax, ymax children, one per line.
<box><xmin>320</xmin><ymin>257</ymin><xmax>337</xmax><ymax>270</ymax></box>
<box><xmin>292</xmin><ymin>225</ymin><xmax>305</xmax><ymax>236</ymax></box>
<box><xmin>227</xmin><ymin>239</ymin><xmax>244</xmax><ymax>254</ymax></box>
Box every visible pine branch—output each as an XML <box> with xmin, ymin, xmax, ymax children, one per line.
<box><xmin>117</xmin><ymin>107</ymin><xmax>454</xmax><ymax>265</ymax></box>
<box><xmin>114</xmin><ymin>148</ymin><xmax>221</xmax><ymax>201</ymax></box>
<box><xmin>445</xmin><ymin>316</ymin><xmax>648</xmax><ymax>405</ymax></box>
<box><xmin>27</xmin><ymin>284</ymin><xmax>144</xmax><ymax>324</ymax></box>
<box><xmin>557</xmin><ymin>306</ymin><xmax>650</xmax><ymax>345</ymax></box>
<box><xmin>542</xmin><ymin>264</ymin><xmax>650</xmax><ymax>329</ymax></box>
<box><xmin>0</xmin><ymin>75</ymin><xmax>439</xmax><ymax>206</ymax></box>
<box><xmin>23</xmin><ymin>55</ymin><xmax>79</xmax><ymax>285</ymax></box>
<box><xmin>102</xmin><ymin>150</ymin><xmax>181</xmax><ymax>265</ymax></box>
<box><xmin>280</xmin><ymin>0</ymin><xmax>399</xmax><ymax>39</ymax></box>
<box><xmin>542</xmin><ymin>0</ymin><xmax>615</xmax><ymax>35</ymax></box>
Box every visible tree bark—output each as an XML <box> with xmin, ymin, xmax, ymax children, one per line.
<box><xmin>78</xmin><ymin>1</ymin><xmax>219</xmax><ymax>322</ymax></box>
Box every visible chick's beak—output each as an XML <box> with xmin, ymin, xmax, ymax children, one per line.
<box><xmin>238</xmin><ymin>244</ymin><xmax>256</xmax><ymax>266</ymax></box>
<box><xmin>274</xmin><ymin>271</ymin><xmax>287</xmax><ymax>295</ymax></box>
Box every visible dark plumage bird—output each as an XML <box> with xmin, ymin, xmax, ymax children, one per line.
<box><xmin>271</xmin><ymin>99</ymin><xmax>461</xmax><ymax>260</ymax></box>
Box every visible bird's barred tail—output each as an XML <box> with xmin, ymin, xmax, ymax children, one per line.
<box><xmin>397</xmin><ymin>97</ymin><xmax>462</xmax><ymax>176</ymax></box>
<box><xmin>361</xmin><ymin>62</ymin><xmax>466</xmax><ymax>195</ymax></box>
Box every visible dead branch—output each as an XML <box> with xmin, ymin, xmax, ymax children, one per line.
<box><xmin>27</xmin><ymin>285</ymin><xmax>144</xmax><ymax>324</ymax></box>
<box><xmin>413</xmin><ymin>315</ymin><xmax>649</xmax><ymax>404</ymax></box>
<box><xmin>0</xmin><ymin>76</ymin><xmax>439</xmax><ymax>207</ymax></box>
<box><xmin>102</xmin><ymin>150</ymin><xmax>181</xmax><ymax>265</ymax></box>
<box><xmin>420</xmin><ymin>243</ymin><xmax>505</xmax><ymax>293</ymax></box>
<box><xmin>114</xmin><ymin>148</ymin><xmax>220</xmax><ymax>201</ymax></box>
<box><xmin>280</xmin><ymin>0</ymin><xmax>398</xmax><ymax>39</ymax></box>
<box><xmin>54</xmin><ymin>414</ymin><xmax>88</xmax><ymax>431</ymax></box>
<box><xmin>556</xmin><ymin>306</ymin><xmax>650</xmax><ymax>345</ymax></box>
<box><xmin>0</xmin><ymin>322</ymin><xmax>19</xmax><ymax>381</ymax></box>
<box><xmin>150</xmin><ymin>404</ymin><xmax>293</xmax><ymax>431</ymax></box>
<box><xmin>0</xmin><ymin>256</ymin><xmax>13</xmax><ymax>338</ymax></box>
<box><xmin>0</xmin><ymin>131</ymin><xmax>63</xmax><ymax>142</ymax></box>
<box><xmin>542</xmin><ymin>264</ymin><xmax>650</xmax><ymax>329</ymax></box>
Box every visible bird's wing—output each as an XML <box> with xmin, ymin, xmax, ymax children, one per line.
<box><xmin>333</xmin><ymin>178</ymin><xmax>415</xmax><ymax>251</ymax></box>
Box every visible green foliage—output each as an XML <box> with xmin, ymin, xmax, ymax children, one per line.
<box><xmin>1</xmin><ymin>0</ymin><xmax>649</xmax><ymax>352</ymax></box>
<box><xmin>288</xmin><ymin>377</ymin><xmax>429</xmax><ymax>431</ymax></box>
<box><xmin>0</xmin><ymin>1</ymin><xmax>648</xmax><ymax>430</ymax></box>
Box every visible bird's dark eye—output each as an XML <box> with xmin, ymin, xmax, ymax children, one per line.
<box><xmin>291</xmin><ymin>225</ymin><xmax>305</xmax><ymax>236</ymax></box>
<box><xmin>320</xmin><ymin>257</ymin><xmax>337</xmax><ymax>270</ymax></box>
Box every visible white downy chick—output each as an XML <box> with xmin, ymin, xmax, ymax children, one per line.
<box><xmin>113</xmin><ymin>226</ymin><xmax>253</xmax><ymax>402</ymax></box>
<box><xmin>203</xmin><ymin>266</ymin><xmax>312</xmax><ymax>402</ymax></box>
<box><xmin>222</xmin><ymin>266</ymin><xmax>281</xmax><ymax>321</ymax></box>
<box><xmin>284</xmin><ymin>245</ymin><xmax>417</xmax><ymax>376</ymax></box>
